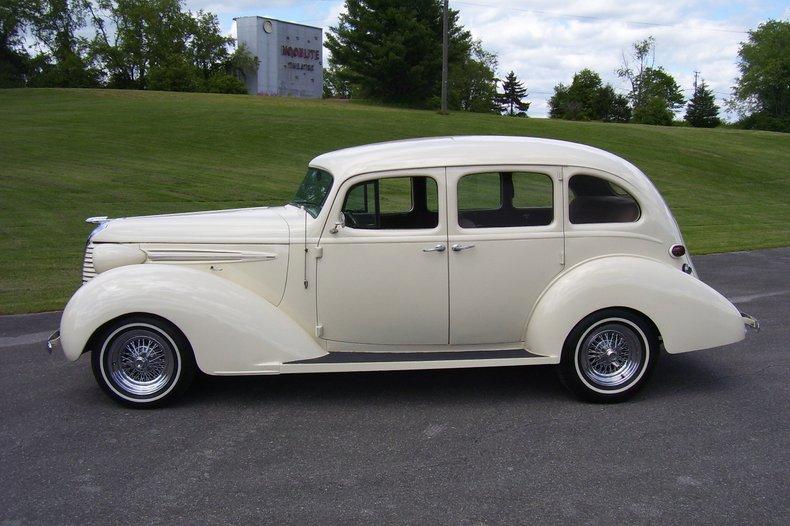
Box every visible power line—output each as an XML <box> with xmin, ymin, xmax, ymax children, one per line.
<box><xmin>452</xmin><ymin>1</ymin><xmax>749</xmax><ymax>34</ymax></box>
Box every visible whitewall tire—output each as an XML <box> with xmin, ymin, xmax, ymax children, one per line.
<box><xmin>558</xmin><ymin>309</ymin><xmax>660</xmax><ymax>403</ymax></box>
<box><xmin>91</xmin><ymin>316</ymin><xmax>196</xmax><ymax>408</ymax></box>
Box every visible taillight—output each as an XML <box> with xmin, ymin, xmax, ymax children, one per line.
<box><xmin>670</xmin><ymin>244</ymin><xmax>686</xmax><ymax>258</ymax></box>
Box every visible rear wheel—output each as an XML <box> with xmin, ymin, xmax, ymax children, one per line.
<box><xmin>557</xmin><ymin>309</ymin><xmax>659</xmax><ymax>403</ymax></box>
<box><xmin>91</xmin><ymin>316</ymin><xmax>195</xmax><ymax>408</ymax></box>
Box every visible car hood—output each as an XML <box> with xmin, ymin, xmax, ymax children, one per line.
<box><xmin>91</xmin><ymin>206</ymin><xmax>290</xmax><ymax>244</ymax></box>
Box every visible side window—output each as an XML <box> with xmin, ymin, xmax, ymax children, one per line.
<box><xmin>426</xmin><ymin>177</ymin><xmax>439</xmax><ymax>212</ymax></box>
<box><xmin>457</xmin><ymin>171</ymin><xmax>553</xmax><ymax>228</ymax></box>
<box><xmin>457</xmin><ymin>172</ymin><xmax>501</xmax><ymax>211</ymax></box>
<box><xmin>568</xmin><ymin>174</ymin><xmax>641</xmax><ymax>224</ymax></box>
<box><xmin>378</xmin><ymin>177</ymin><xmax>412</xmax><ymax>214</ymax></box>
<box><xmin>342</xmin><ymin>176</ymin><xmax>439</xmax><ymax>230</ymax></box>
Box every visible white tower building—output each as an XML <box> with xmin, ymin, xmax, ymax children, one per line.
<box><xmin>234</xmin><ymin>16</ymin><xmax>323</xmax><ymax>98</ymax></box>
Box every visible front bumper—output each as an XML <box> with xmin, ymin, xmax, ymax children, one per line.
<box><xmin>46</xmin><ymin>330</ymin><xmax>61</xmax><ymax>353</ymax></box>
<box><xmin>741</xmin><ymin>312</ymin><xmax>760</xmax><ymax>331</ymax></box>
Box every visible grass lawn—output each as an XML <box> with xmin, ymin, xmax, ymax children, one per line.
<box><xmin>1</xmin><ymin>88</ymin><xmax>788</xmax><ymax>314</ymax></box>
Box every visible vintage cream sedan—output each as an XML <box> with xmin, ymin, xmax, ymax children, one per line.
<box><xmin>48</xmin><ymin>136</ymin><xmax>758</xmax><ymax>406</ymax></box>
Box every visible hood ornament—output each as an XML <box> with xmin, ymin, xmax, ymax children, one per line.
<box><xmin>85</xmin><ymin>216</ymin><xmax>109</xmax><ymax>224</ymax></box>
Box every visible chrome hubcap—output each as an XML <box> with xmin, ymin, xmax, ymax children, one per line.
<box><xmin>579</xmin><ymin>323</ymin><xmax>644</xmax><ymax>388</ymax></box>
<box><xmin>107</xmin><ymin>329</ymin><xmax>175</xmax><ymax>396</ymax></box>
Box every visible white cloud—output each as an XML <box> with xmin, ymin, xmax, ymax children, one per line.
<box><xmin>453</xmin><ymin>0</ymin><xmax>757</xmax><ymax>117</ymax></box>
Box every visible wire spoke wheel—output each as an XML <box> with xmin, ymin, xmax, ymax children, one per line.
<box><xmin>93</xmin><ymin>317</ymin><xmax>196</xmax><ymax>407</ymax></box>
<box><xmin>106</xmin><ymin>328</ymin><xmax>176</xmax><ymax>397</ymax></box>
<box><xmin>578</xmin><ymin>322</ymin><xmax>644</xmax><ymax>388</ymax></box>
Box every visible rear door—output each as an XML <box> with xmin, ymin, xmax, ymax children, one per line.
<box><xmin>446</xmin><ymin>165</ymin><xmax>565</xmax><ymax>345</ymax></box>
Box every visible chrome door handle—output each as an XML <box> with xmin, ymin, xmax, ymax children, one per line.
<box><xmin>451</xmin><ymin>243</ymin><xmax>475</xmax><ymax>252</ymax></box>
<box><xmin>422</xmin><ymin>244</ymin><xmax>446</xmax><ymax>253</ymax></box>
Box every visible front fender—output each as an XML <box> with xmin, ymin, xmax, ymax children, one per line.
<box><xmin>60</xmin><ymin>264</ymin><xmax>325</xmax><ymax>373</ymax></box>
<box><xmin>524</xmin><ymin>256</ymin><xmax>745</xmax><ymax>359</ymax></box>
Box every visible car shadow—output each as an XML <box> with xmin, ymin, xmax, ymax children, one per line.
<box><xmin>178</xmin><ymin>353</ymin><xmax>729</xmax><ymax>409</ymax></box>
<box><xmin>182</xmin><ymin>364</ymin><xmax>570</xmax><ymax>408</ymax></box>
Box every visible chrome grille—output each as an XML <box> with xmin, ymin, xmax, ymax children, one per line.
<box><xmin>82</xmin><ymin>243</ymin><xmax>96</xmax><ymax>283</ymax></box>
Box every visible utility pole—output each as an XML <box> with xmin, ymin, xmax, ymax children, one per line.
<box><xmin>441</xmin><ymin>0</ymin><xmax>448</xmax><ymax>113</ymax></box>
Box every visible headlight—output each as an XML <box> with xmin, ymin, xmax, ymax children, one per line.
<box><xmin>92</xmin><ymin>244</ymin><xmax>147</xmax><ymax>274</ymax></box>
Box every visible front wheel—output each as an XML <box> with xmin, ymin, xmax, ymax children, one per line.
<box><xmin>557</xmin><ymin>309</ymin><xmax>659</xmax><ymax>403</ymax></box>
<box><xmin>91</xmin><ymin>316</ymin><xmax>196</xmax><ymax>408</ymax></box>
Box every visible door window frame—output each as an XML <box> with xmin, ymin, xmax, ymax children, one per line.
<box><xmin>447</xmin><ymin>165</ymin><xmax>563</xmax><ymax>239</ymax></box>
<box><xmin>320</xmin><ymin>168</ymin><xmax>447</xmax><ymax>242</ymax></box>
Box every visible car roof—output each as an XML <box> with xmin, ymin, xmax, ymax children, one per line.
<box><xmin>309</xmin><ymin>136</ymin><xmax>643</xmax><ymax>183</ymax></box>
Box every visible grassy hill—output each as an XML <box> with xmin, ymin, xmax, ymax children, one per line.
<box><xmin>1</xmin><ymin>88</ymin><xmax>788</xmax><ymax>314</ymax></box>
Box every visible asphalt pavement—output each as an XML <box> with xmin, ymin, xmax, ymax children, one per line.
<box><xmin>1</xmin><ymin>248</ymin><xmax>788</xmax><ymax>525</ymax></box>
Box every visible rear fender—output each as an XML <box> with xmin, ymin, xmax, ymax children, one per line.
<box><xmin>60</xmin><ymin>264</ymin><xmax>325</xmax><ymax>373</ymax></box>
<box><xmin>524</xmin><ymin>256</ymin><xmax>745</xmax><ymax>359</ymax></box>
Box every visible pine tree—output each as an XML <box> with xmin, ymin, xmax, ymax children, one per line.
<box><xmin>496</xmin><ymin>70</ymin><xmax>530</xmax><ymax>116</ymax></box>
<box><xmin>685</xmin><ymin>72</ymin><xmax>721</xmax><ymax>128</ymax></box>
<box><xmin>325</xmin><ymin>0</ymin><xmax>481</xmax><ymax>107</ymax></box>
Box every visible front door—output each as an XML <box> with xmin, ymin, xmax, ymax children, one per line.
<box><xmin>316</xmin><ymin>169</ymin><xmax>449</xmax><ymax>345</ymax></box>
<box><xmin>446</xmin><ymin>166</ymin><xmax>565</xmax><ymax>345</ymax></box>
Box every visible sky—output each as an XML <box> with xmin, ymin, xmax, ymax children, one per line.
<box><xmin>187</xmin><ymin>0</ymin><xmax>789</xmax><ymax>118</ymax></box>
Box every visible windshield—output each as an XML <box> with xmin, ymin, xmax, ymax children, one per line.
<box><xmin>290</xmin><ymin>168</ymin><xmax>334</xmax><ymax>218</ymax></box>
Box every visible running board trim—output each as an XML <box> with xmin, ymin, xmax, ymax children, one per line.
<box><xmin>286</xmin><ymin>349</ymin><xmax>542</xmax><ymax>364</ymax></box>
<box><xmin>280</xmin><ymin>355</ymin><xmax>556</xmax><ymax>374</ymax></box>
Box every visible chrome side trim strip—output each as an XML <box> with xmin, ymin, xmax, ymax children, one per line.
<box><xmin>145</xmin><ymin>249</ymin><xmax>277</xmax><ymax>263</ymax></box>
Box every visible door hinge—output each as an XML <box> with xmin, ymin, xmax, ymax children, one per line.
<box><xmin>314</xmin><ymin>246</ymin><xmax>323</xmax><ymax>259</ymax></box>
<box><xmin>315</xmin><ymin>324</ymin><xmax>324</xmax><ymax>338</ymax></box>
<box><xmin>559</xmin><ymin>250</ymin><xmax>565</xmax><ymax>266</ymax></box>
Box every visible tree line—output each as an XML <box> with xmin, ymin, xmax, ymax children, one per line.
<box><xmin>549</xmin><ymin>21</ymin><xmax>788</xmax><ymax>132</ymax></box>
<box><xmin>549</xmin><ymin>36</ymin><xmax>700</xmax><ymax>126</ymax></box>
<box><xmin>323</xmin><ymin>0</ymin><xmax>532</xmax><ymax>116</ymax></box>
<box><xmin>2</xmin><ymin>0</ymin><xmax>786</xmax><ymax>131</ymax></box>
<box><xmin>1</xmin><ymin>0</ymin><xmax>257</xmax><ymax>93</ymax></box>
<box><xmin>326</xmin><ymin>2</ymin><xmax>787</xmax><ymax>131</ymax></box>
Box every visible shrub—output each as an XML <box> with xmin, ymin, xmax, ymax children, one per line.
<box><xmin>202</xmin><ymin>73</ymin><xmax>248</xmax><ymax>94</ymax></box>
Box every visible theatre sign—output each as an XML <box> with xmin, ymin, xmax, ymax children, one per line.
<box><xmin>235</xmin><ymin>16</ymin><xmax>323</xmax><ymax>98</ymax></box>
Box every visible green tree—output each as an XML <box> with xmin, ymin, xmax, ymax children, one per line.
<box><xmin>188</xmin><ymin>10</ymin><xmax>233</xmax><ymax>81</ymax></box>
<box><xmin>730</xmin><ymin>20</ymin><xmax>789</xmax><ymax>132</ymax></box>
<box><xmin>89</xmin><ymin>0</ymin><xmax>194</xmax><ymax>89</ymax></box>
<box><xmin>325</xmin><ymin>0</ymin><xmax>478</xmax><ymax>107</ymax></box>
<box><xmin>0</xmin><ymin>0</ymin><xmax>37</xmax><ymax>86</ymax></box>
<box><xmin>633</xmin><ymin>96</ymin><xmax>674</xmax><ymax>126</ymax></box>
<box><xmin>642</xmin><ymin>67</ymin><xmax>684</xmax><ymax>110</ymax></box>
<box><xmin>617</xmin><ymin>36</ymin><xmax>684</xmax><ymax>124</ymax></box>
<box><xmin>147</xmin><ymin>55</ymin><xmax>197</xmax><ymax>91</ymax></box>
<box><xmin>222</xmin><ymin>42</ymin><xmax>258</xmax><ymax>91</ymax></box>
<box><xmin>548</xmin><ymin>69</ymin><xmax>628</xmax><ymax>122</ymax></box>
<box><xmin>496</xmin><ymin>70</ymin><xmax>529</xmax><ymax>116</ymax></box>
<box><xmin>685</xmin><ymin>73</ymin><xmax>720</xmax><ymax>127</ymax></box>
<box><xmin>15</xmin><ymin>0</ymin><xmax>100</xmax><ymax>87</ymax></box>
<box><xmin>323</xmin><ymin>64</ymin><xmax>352</xmax><ymax>98</ymax></box>
<box><xmin>617</xmin><ymin>36</ymin><xmax>655</xmax><ymax>110</ymax></box>
<box><xmin>595</xmin><ymin>85</ymin><xmax>631</xmax><ymax>123</ymax></box>
<box><xmin>448</xmin><ymin>40</ymin><xmax>498</xmax><ymax>113</ymax></box>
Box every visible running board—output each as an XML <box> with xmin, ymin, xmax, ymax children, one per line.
<box><xmin>280</xmin><ymin>349</ymin><xmax>558</xmax><ymax>374</ymax></box>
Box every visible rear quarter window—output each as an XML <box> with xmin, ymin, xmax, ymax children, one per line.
<box><xmin>568</xmin><ymin>174</ymin><xmax>640</xmax><ymax>224</ymax></box>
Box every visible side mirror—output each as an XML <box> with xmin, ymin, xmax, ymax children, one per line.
<box><xmin>329</xmin><ymin>213</ymin><xmax>345</xmax><ymax>234</ymax></box>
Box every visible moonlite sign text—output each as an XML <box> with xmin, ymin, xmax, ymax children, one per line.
<box><xmin>281</xmin><ymin>46</ymin><xmax>320</xmax><ymax>61</ymax></box>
